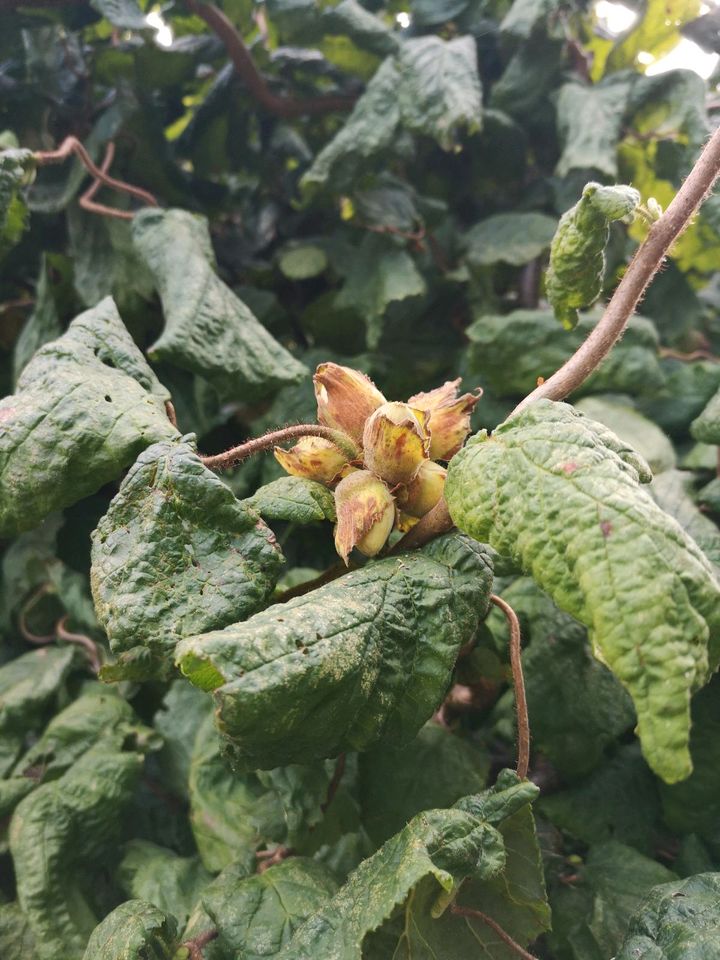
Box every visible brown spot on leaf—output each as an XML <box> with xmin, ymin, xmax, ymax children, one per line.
<box><xmin>600</xmin><ymin>520</ymin><xmax>612</xmax><ymax>538</ymax></box>
<box><xmin>0</xmin><ymin>407</ymin><xmax>16</xmax><ymax>422</ymax></box>
<box><xmin>560</xmin><ymin>461</ymin><xmax>579</xmax><ymax>475</ymax></box>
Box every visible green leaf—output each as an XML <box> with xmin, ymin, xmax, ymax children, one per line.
<box><xmin>13</xmin><ymin>255</ymin><xmax>63</xmax><ymax>385</ymax></box>
<box><xmin>574</xmin><ymin>396</ymin><xmax>676</xmax><ymax>476</ymax></box>
<box><xmin>651</xmin><ymin>470</ymin><xmax>720</xmax><ymax>571</ymax></box>
<box><xmin>464</xmin><ymin>212</ymin><xmax>557</xmax><ymax>267</ymax></box>
<box><xmin>153</xmin><ymin>680</ymin><xmax>212</xmax><ymax>800</ymax></box>
<box><xmin>278</xmin><ymin>244</ymin><xmax>328</xmax><ymax>280</ymax></box>
<box><xmin>302</xmin><ymin>36</ymin><xmax>481</xmax><ymax>192</ymax></box>
<box><xmin>82</xmin><ymin>901</ymin><xmax>178</xmax><ymax>960</ymax></box>
<box><xmin>358</xmin><ymin>723</ymin><xmax>490</xmax><ymax>846</ymax></box>
<box><xmin>2</xmin><ymin>683</ymin><xmax>151</xmax><ymax>817</ymax></box>
<box><xmin>691</xmin><ymin>384</ymin><xmax>720</xmax><ymax>444</ymax></box>
<box><xmin>400</xmin><ymin>800</ymin><xmax>550</xmax><ymax>958</ymax></box>
<box><xmin>641</xmin><ymin>359</ymin><xmax>720</xmax><ymax>437</ymax></box>
<box><xmin>555</xmin><ymin>77</ymin><xmax>633</xmax><ymax>179</ymax></box>
<box><xmin>198</xmin><ymin>857</ymin><xmax>339</xmax><ymax>959</ymax></box>
<box><xmin>445</xmin><ymin>400</ymin><xmax>720</xmax><ymax>783</ymax></box>
<box><xmin>278</xmin><ymin>806</ymin><xmax>506</xmax><ymax>958</ymax></box>
<box><xmin>117</xmin><ymin>841</ymin><xmax>212</xmax><ymax>928</ymax></box>
<box><xmin>466</xmin><ymin>310</ymin><xmax>664</xmax><ymax>399</ymax></box>
<box><xmin>615</xmin><ymin>873</ymin><xmax>720</xmax><ymax>959</ymax></box>
<box><xmin>490</xmin><ymin>577</ymin><xmax>635</xmax><ymax>779</ymax></box>
<box><xmin>131</xmin><ymin>208</ymin><xmax>308</xmax><ymax>400</ymax></box>
<box><xmin>335</xmin><ymin>233</ymin><xmax>426</xmax><ymax>348</ymax></box>
<box><xmin>0</xmin><ymin>646</ymin><xmax>76</xmax><ymax>777</ymax></box>
<box><xmin>176</xmin><ymin>534</ymin><xmax>493</xmax><ymax>769</ymax></box>
<box><xmin>0</xmin><ymin>902</ymin><xmax>35</xmax><ymax>960</ymax></box>
<box><xmin>90</xmin><ymin>0</ymin><xmax>148</xmax><ymax>30</ymax></box>
<box><xmin>540</xmin><ymin>743</ymin><xmax>662</xmax><ymax>853</ymax></box>
<box><xmin>245</xmin><ymin>476</ymin><xmax>336</xmax><ymax>524</ymax></box>
<box><xmin>9</xmin><ymin>744</ymin><xmax>144</xmax><ymax>959</ymax></box>
<box><xmin>500</xmin><ymin>0</ymin><xmax>560</xmax><ymax>38</ymax></box>
<box><xmin>91</xmin><ymin>434</ymin><xmax>283</xmax><ymax>680</ymax></box>
<box><xmin>0</xmin><ymin>148</ymin><xmax>35</xmax><ymax>260</ymax></box>
<box><xmin>659</xmin><ymin>679</ymin><xmax>720</xmax><ymax>838</ymax></box>
<box><xmin>545</xmin><ymin>182</ymin><xmax>641</xmax><ymax>330</ymax></box>
<box><xmin>0</xmin><ymin>296</ymin><xmax>176</xmax><ymax>538</ymax></box>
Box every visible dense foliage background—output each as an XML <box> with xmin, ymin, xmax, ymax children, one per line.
<box><xmin>4</xmin><ymin>0</ymin><xmax>720</xmax><ymax>957</ymax></box>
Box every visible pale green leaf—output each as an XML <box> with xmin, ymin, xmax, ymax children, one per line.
<box><xmin>555</xmin><ymin>77</ymin><xmax>633</xmax><ymax>179</ymax></box>
<box><xmin>464</xmin><ymin>212</ymin><xmax>557</xmax><ymax>267</ymax></box>
<box><xmin>245</xmin><ymin>476</ymin><xmax>336</xmax><ymax>524</ymax></box>
<box><xmin>82</xmin><ymin>901</ymin><xmax>178</xmax><ymax>960</ymax></box>
<box><xmin>117</xmin><ymin>841</ymin><xmax>212</xmax><ymax>928</ymax></box>
<box><xmin>445</xmin><ymin>400</ymin><xmax>720</xmax><ymax>782</ymax></box>
<box><xmin>575</xmin><ymin>397</ymin><xmax>676</xmax><ymax>475</ymax></box>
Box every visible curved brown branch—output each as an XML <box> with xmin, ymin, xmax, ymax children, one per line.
<box><xmin>165</xmin><ymin>400</ymin><xmax>178</xmax><ymax>429</ymax></box>
<box><xmin>78</xmin><ymin>142</ymin><xmax>134</xmax><ymax>221</ymax></box>
<box><xmin>514</xmin><ymin>125</ymin><xmax>720</xmax><ymax>414</ymax></box>
<box><xmin>186</xmin><ymin>0</ymin><xmax>356</xmax><ymax>117</ymax></box>
<box><xmin>491</xmin><ymin>594</ymin><xmax>529</xmax><ymax>780</ymax></box>
<box><xmin>18</xmin><ymin>584</ymin><xmax>56</xmax><ymax>645</ymax></box>
<box><xmin>35</xmin><ymin>135</ymin><xmax>158</xmax><ymax>212</ymax></box>
<box><xmin>450</xmin><ymin>904</ymin><xmax>538</xmax><ymax>960</ymax></box>
<box><xmin>56</xmin><ymin>616</ymin><xmax>102</xmax><ymax>674</ymax></box>
<box><xmin>200</xmin><ymin>424</ymin><xmax>361</xmax><ymax>471</ymax></box>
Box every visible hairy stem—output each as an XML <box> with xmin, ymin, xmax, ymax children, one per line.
<box><xmin>514</xmin><ymin>125</ymin><xmax>720</xmax><ymax>414</ymax></box>
<box><xmin>450</xmin><ymin>904</ymin><xmax>539</xmax><ymax>960</ymax></box>
<box><xmin>186</xmin><ymin>0</ymin><xmax>356</xmax><ymax>117</ymax></box>
<box><xmin>180</xmin><ymin>930</ymin><xmax>218</xmax><ymax>960</ymax></box>
<box><xmin>200</xmin><ymin>424</ymin><xmax>360</xmax><ymax>471</ymax></box>
<box><xmin>56</xmin><ymin>616</ymin><xmax>102</xmax><ymax>674</ymax></box>
<box><xmin>491</xmin><ymin>594</ymin><xmax>530</xmax><ymax>780</ymax></box>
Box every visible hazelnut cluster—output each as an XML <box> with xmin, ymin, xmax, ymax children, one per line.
<box><xmin>275</xmin><ymin>364</ymin><xmax>481</xmax><ymax>564</ymax></box>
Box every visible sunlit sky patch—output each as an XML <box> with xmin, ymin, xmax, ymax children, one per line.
<box><xmin>145</xmin><ymin>9</ymin><xmax>174</xmax><ymax>47</ymax></box>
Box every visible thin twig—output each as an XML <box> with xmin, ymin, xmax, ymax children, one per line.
<box><xmin>450</xmin><ymin>904</ymin><xmax>539</xmax><ymax>960</ymax></box>
<box><xmin>18</xmin><ymin>584</ymin><xmax>56</xmax><ymax>645</ymax></box>
<box><xmin>56</xmin><ymin>616</ymin><xmax>102</xmax><ymax>674</ymax></box>
<box><xmin>491</xmin><ymin>594</ymin><xmax>529</xmax><ymax>780</ymax></box>
<box><xmin>200</xmin><ymin>424</ymin><xmax>360</xmax><ymax>471</ymax></box>
<box><xmin>78</xmin><ymin>141</ymin><xmax>134</xmax><ymax>221</ymax></box>
<box><xmin>321</xmin><ymin>753</ymin><xmax>346</xmax><ymax>813</ymax></box>
<box><xmin>514</xmin><ymin>125</ymin><xmax>720</xmax><ymax>414</ymax></box>
<box><xmin>659</xmin><ymin>347</ymin><xmax>720</xmax><ymax>363</ymax></box>
<box><xmin>180</xmin><ymin>930</ymin><xmax>218</xmax><ymax>960</ymax></box>
<box><xmin>276</xmin><ymin>561</ymin><xmax>350</xmax><ymax>602</ymax></box>
<box><xmin>256</xmin><ymin>845</ymin><xmax>293</xmax><ymax>872</ymax></box>
<box><xmin>35</xmin><ymin>135</ymin><xmax>158</xmax><ymax>213</ymax></box>
<box><xmin>186</xmin><ymin>0</ymin><xmax>356</xmax><ymax>117</ymax></box>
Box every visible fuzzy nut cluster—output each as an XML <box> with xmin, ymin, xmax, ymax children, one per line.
<box><xmin>274</xmin><ymin>363</ymin><xmax>481</xmax><ymax>563</ymax></box>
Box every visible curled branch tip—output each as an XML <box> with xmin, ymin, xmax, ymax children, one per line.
<box><xmin>491</xmin><ymin>594</ymin><xmax>530</xmax><ymax>780</ymax></box>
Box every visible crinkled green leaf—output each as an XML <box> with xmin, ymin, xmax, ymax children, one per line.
<box><xmin>659</xmin><ymin>680</ymin><xmax>720</xmax><ymax>839</ymax></box>
<box><xmin>0</xmin><ymin>296</ymin><xmax>176</xmax><ymax>538</ymax></box>
<box><xmin>358</xmin><ymin>723</ymin><xmax>489</xmax><ymax>846</ymax></box>
<box><xmin>9</xmin><ymin>743</ymin><xmax>144</xmax><ymax>959</ymax></box>
<box><xmin>0</xmin><ymin>147</ymin><xmax>35</xmax><ymax>259</ymax></box>
<box><xmin>132</xmin><ymin>208</ymin><xmax>307</xmax><ymax>401</ymax></box>
<box><xmin>546</xmin><ymin>182</ymin><xmax>641</xmax><ymax>330</ymax></box>
<box><xmin>245</xmin><ymin>476</ymin><xmax>336</xmax><ymax>524</ymax></box>
<box><xmin>0</xmin><ymin>902</ymin><xmax>35</xmax><ymax>960</ymax></box>
<box><xmin>500</xmin><ymin>0</ymin><xmax>560</xmax><ymax>37</ymax></box>
<box><xmin>2</xmin><ymin>683</ymin><xmax>151</xmax><ymax>818</ymax></box>
<box><xmin>464</xmin><ymin>212</ymin><xmax>557</xmax><ymax>267</ymax></box>
<box><xmin>197</xmin><ymin>857</ymin><xmax>338</xmax><ymax>959</ymax></box>
<box><xmin>445</xmin><ymin>400</ymin><xmax>720</xmax><ymax>782</ymax></box>
<box><xmin>466</xmin><ymin>310</ymin><xmax>664</xmax><ymax>399</ymax></box>
<box><xmin>651</xmin><ymin>470</ymin><xmax>720</xmax><ymax>571</ymax></box>
<box><xmin>575</xmin><ymin>397</ymin><xmax>676</xmax><ymax>476</ymax></box>
<box><xmin>555</xmin><ymin>77</ymin><xmax>633</xmax><ymax>179</ymax></box>
<box><xmin>0</xmin><ymin>646</ymin><xmax>76</xmax><ymax>777</ymax></box>
<box><xmin>489</xmin><ymin>577</ymin><xmax>635</xmax><ymax>779</ymax></box>
<box><xmin>615</xmin><ymin>873</ymin><xmax>720</xmax><ymax>959</ymax></box>
<box><xmin>117</xmin><ymin>841</ymin><xmax>212</xmax><ymax>928</ymax></box>
<box><xmin>82</xmin><ymin>901</ymin><xmax>178</xmax><ymax>960</ymax></box>
<box><xmin>302</xmin><ymin>36</ymin><xmax>480</xmax><ymax>192</ymax></box>
<box><xmin>177</xmin><ymin>534</ymin><xmax>493</xmax><ymax>769</ymax></box>
<box><xmin>335</xmin><ymin>233</ymin><xmax>426</xmax><ymax>348</ymax></box>
<box><xmin>540</xmin><ymin>743</ymin><xmax>662</xmax><ymax>853</ymax></box>
<box><xmin>641</xmin><ymin>359</ymin><xmax>720</xmax><ymax>437</ymax></box>
<box><xmin>13</xmin><ymin>255</ymin><xmax>63</xmax><ymax>385</ymax></box>
<box><xmin>400</xmin><ymin>798</ymin><xmax>549</xmax><ymax>959</ymax></box>
<box><xmin>91</xmin><ymin>434</ymin><xmax>283</xmax><ymax>680</ymax></box>
<box><xmin>278</xmin><ymin>806</ymin><xmax>506</xmax><ymax>959</ymax></box>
